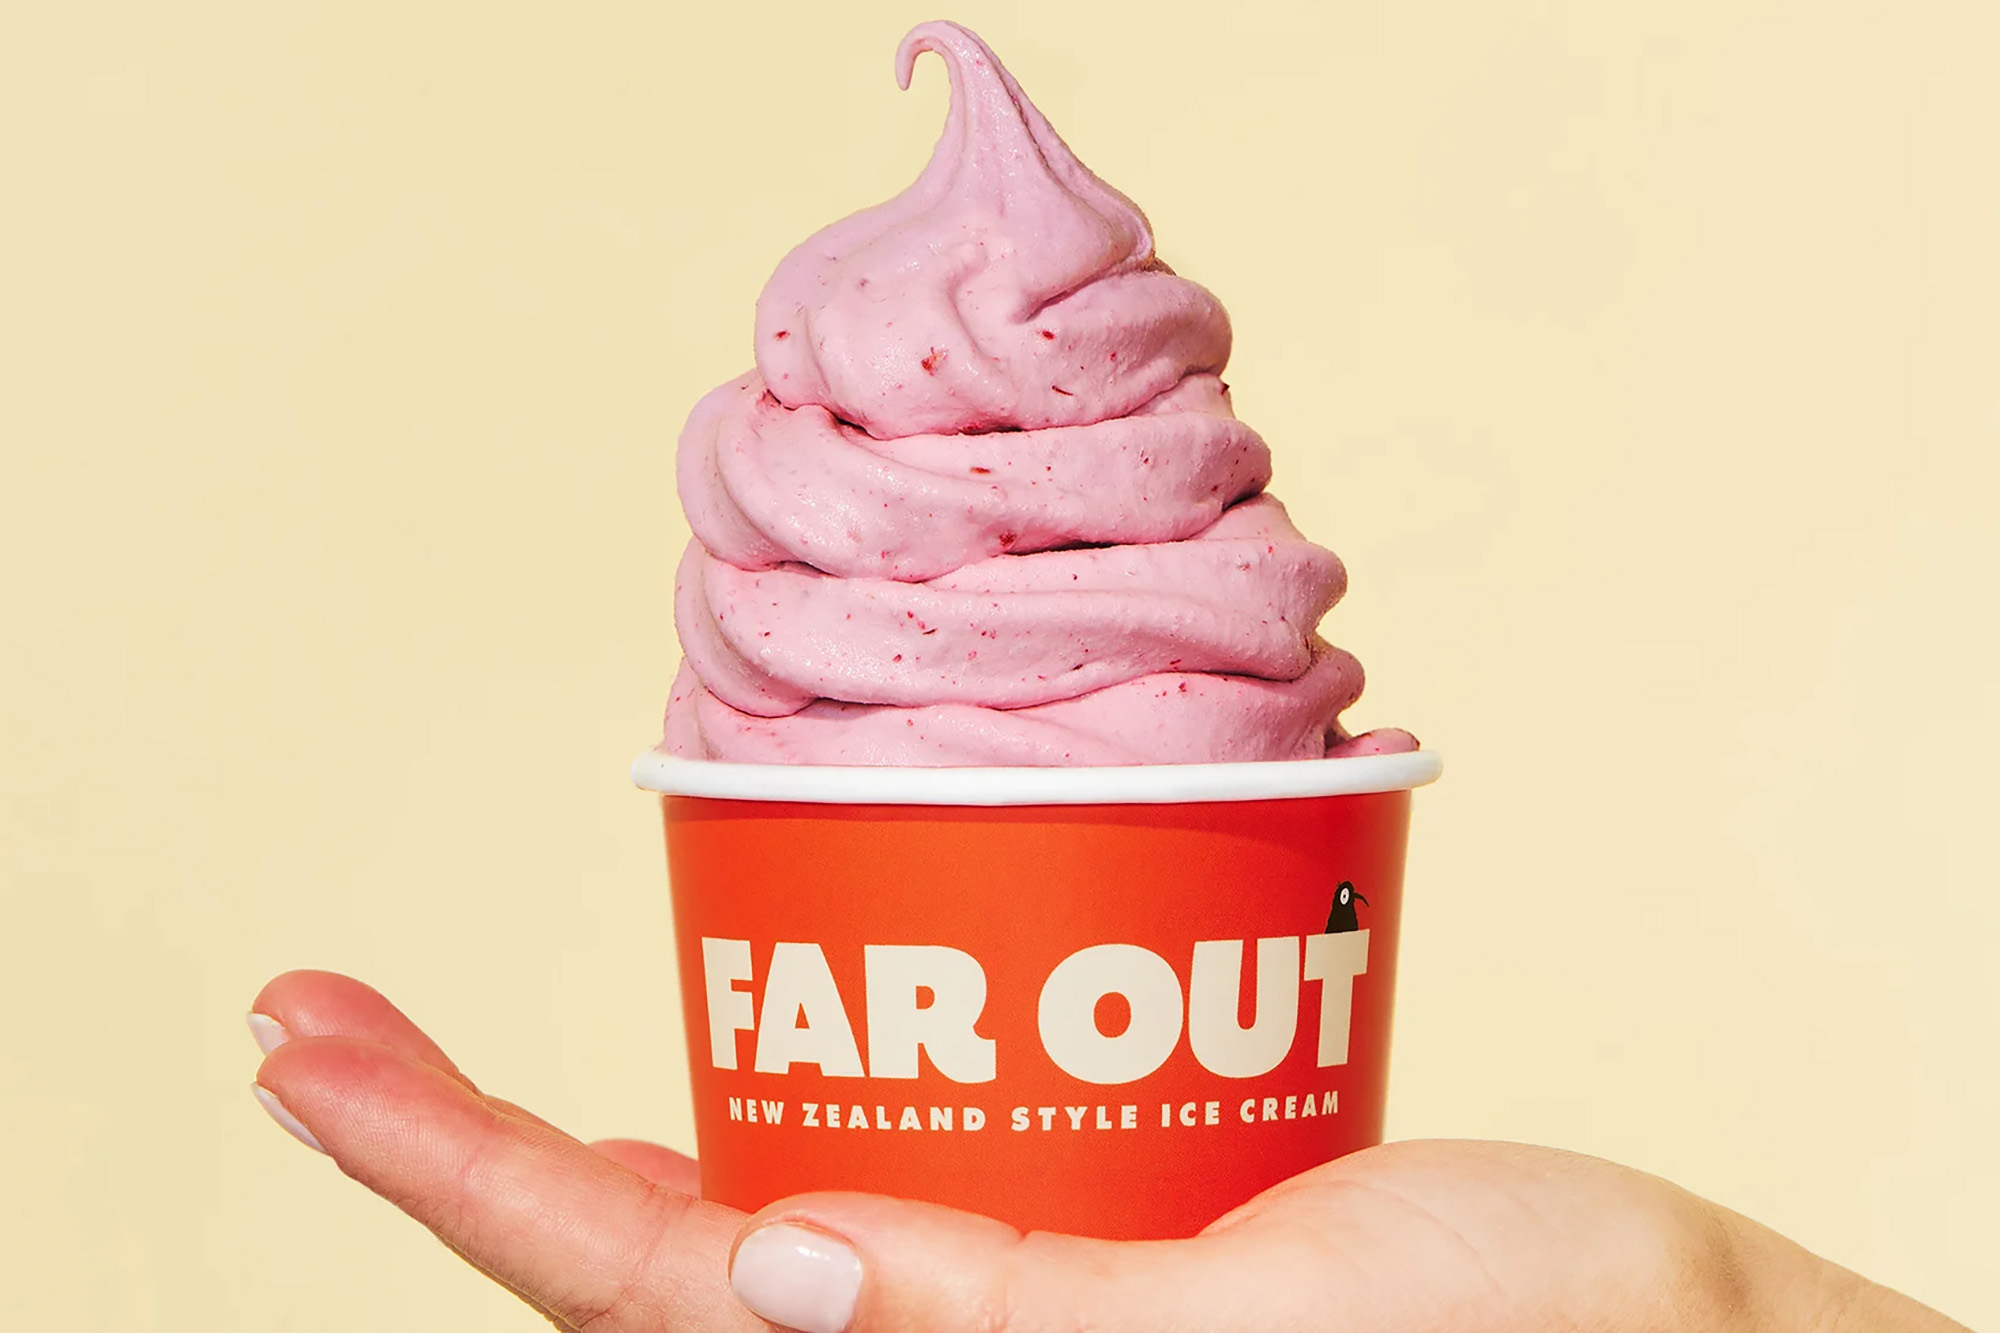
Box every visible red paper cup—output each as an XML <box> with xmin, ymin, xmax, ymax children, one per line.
<box><xmin>632</xmin><ymin>752</ymin><xmax>1441</xmax><ymax>1240</ymax></box>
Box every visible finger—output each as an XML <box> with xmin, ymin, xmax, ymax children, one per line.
<box><xmin>726</xmin><ymin>1191</ymin><xmax>1332</xmax><ymax>1333</ymax></box>
<box><xmin>255</xmin><ymin>1037</ymin><xmax>765</xmax><ymax>1333</ymax></box>
<box><xmin>248</xmin><ymin>973</ymin><xmax>566</xmax><ymax>1134</ymax></box>
<box><xmin>250</xmin><ymin>970</ymin><xmax>470</xmax><ymax>1088</ymax></box>
<box><xmin>589</xmin><ymin>1139</ymin><xmax>704</xmax><ymax>1195</ymax></box>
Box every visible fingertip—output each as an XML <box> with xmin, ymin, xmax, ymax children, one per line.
<box><xmin>254</xmin><ymin>1034</ymin><xmax>457</xmax><ymax>1115</ymax></box>
<box><xmin>740</xmin><ymin>1193</ymin><xmax>1228</xmax><ymax>1333</ymax></box>
<box><xmin>730</xmin><ymin>1193</ymin><xmax>1021</xmax><ymax>1332</ymax></box>
<box><xmin>247</xmin><ymin>1010</ymin><xmax>290</xmax><ymax>1055</ymax></box>
<box><xmin>250</xmin><ymin>968</ymin><xmax>367</xmax><ymax>1020</ymax></box>
<box><xmin>251</xmin><ymin>1081</ymin><xmax>327</xmax><ymax>1154</ymax></box>
<box><xmin>251</xmin><ymin>1035</ymin><xmax>531</xmax><ymax>1206</ymax></box>
<box><xmin>247</xmin><ymin>971</ymin><xmax>470</xmax><ymax>1087</ymax></box>
<box><xmin>730</xmin><ymin>1220</ymin><xmax>862</xmax><ymax>1333</ymax></box>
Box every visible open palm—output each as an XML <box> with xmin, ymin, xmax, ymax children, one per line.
<box><xmin>248</xmin><ymin>971</ymin><xmax>1955</xmax><ymax>1332</ymax></box>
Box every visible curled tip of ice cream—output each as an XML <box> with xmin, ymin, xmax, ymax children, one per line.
<box><xmin>754</xmin><ymin>20</ymin><xmax>1231</xmax><ymax>440</ymax></box>
<box><xmin>894</xmin><ymin>20</ymin><xmax>990</xmax><ymax>91</ymax></box>
<box><xmin>888</xmin><ymin>21</ymin><xmax>1143</xmax><ymax>247</ymax></box>
<box><xmin>888</xmin><ymin>21</ymin><xmax>1138</xmax><ymax>241</ymax></box>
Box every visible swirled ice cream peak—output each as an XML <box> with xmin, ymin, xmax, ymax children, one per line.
<box><xmin>753</xmin><ymin>20</ymin><xmax>1232</xmax><ymax>440</ymax></box>
<box><xmin>664</xmin><ymin>21</ymin><xmax>1415</xmax><ymax>766</ymax></box>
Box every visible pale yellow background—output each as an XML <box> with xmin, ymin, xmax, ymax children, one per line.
<box><xmin>2</xmin><ymin>0</ymin><xmax>1994</xmax><ymax>1326</ymax></box>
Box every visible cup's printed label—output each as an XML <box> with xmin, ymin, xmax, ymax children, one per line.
<box><xmin>663</xmin><ymin>795</ymin><xmax>1413</xmax><ymax>1240</ymax></box>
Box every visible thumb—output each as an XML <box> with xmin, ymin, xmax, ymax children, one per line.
<box><xmin>724</xmin><ymin>1192</ymin><xmax>1311</xmax><ymax>1333</ymax></box>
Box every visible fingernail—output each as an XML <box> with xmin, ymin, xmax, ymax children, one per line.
<box><xmin>730</xmin><ymin>1222</ymin><xmax>862</xmax><ymax>1333</ymax></box>
<box><xmin>247</xmin><ymin>1012</ymin><xmax>290</xmax><ymax>1055</ymax></box>
<box><xmin>252</xmin><ymin>1084</ymin><xmax>326</xmax><ymax>1154</ymax></box>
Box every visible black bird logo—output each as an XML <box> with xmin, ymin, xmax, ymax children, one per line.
<box><xmin>1324</xmin><ymin>880</ymin><xmax>1369</xmax><ymax>933</ymax></box>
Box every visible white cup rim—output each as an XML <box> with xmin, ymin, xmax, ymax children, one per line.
<box><xmin>630</xmin><ymin>748</ymin><xmax>1441</xmax><ymax>807</ymax></box>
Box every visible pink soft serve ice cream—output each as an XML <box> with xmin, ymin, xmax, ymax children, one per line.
<box><xmin>663</xmin><ymin>21</ymin><xmax>1416</xmax><ymax>766</ymax></box>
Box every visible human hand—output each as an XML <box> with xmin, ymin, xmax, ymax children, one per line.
<box><xmin>249</xmin><ymin>970</ymin><xmax>1963</xmax><ymax>1332</ymax></box>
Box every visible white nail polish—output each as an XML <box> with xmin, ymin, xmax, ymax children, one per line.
<box><xmin>730</xmin><ymin>1222</ymin><xmax>862</xmax><ymax>1333</ymax></box>
<box><xmin>246</xmin><ymin>1012</ymin><xmax>290</xmax><ymax>1055</ymax></box>
<box><xmin>252</xmin><ymin>1084</ymin><xmax>326</xmax><ymax>1154</ymax></box>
